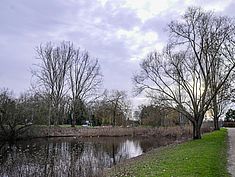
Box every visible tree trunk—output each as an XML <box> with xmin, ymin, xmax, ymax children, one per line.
<box><xmin>54</xmin><ymin>102</ymin><xmax>60</xmax><ymax>126</ymax></box>
<box><xmin>192</xmin><ymin>121</ymin><xmax>202</xmax><ymax>139</ymax></box>
<box><xmin>71</xmin><ymin>112</ymin><xmax>75</xmax><ymax>127</ymax></box>
<box><xmin>112</xmin><ymin>103</ymin><xmax>117</xmax><ymax>127</ymax></box>
<box><xmin>214</xmin><ymin>116</ymin><xmax>220</xmax><ymax>130</ymax></box>
<box><xmin>48</xmin><ymin>104</ymin><xmax>51</xmax><ymax>127</ymax></box>
<box><xmin>71</xmin><ymin>102</ymin><xmax>77</xmax><ymax>127</ymax></box>
<box><xmin>213</xmin><ymin>96</ymin><xmax>220</xmax><ymax>130</ymax></box>
<box><xmin>112</xmin><ymin>110</ymin><xmax>116</xmax><ymax>127</ymax></box>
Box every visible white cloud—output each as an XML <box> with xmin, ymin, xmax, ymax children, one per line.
<box><xmin>116</xmin><ymin>27</ymin><xmax>160</xmax><ymax>61</ymax></box>
<box><xmin>186</xmin><ymin>0</ymin><xmax>233</xmax><ymax>12</ymax></box>
<box><xmin>1</xmin><ymin>0</ymin><xmax>235</xmax><ymax>105</ymax></box>
<box><xmin>122</xmin><ymin>0</ymin><xmax>180</xmax><ymax>22</ymax></box>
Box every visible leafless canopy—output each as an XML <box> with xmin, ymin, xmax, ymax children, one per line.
<box><xmin>33</xmin><ymin>41</ymin><xmax>73</xmax><ymax>125</ymax></box>
<box><xmin>68</xmin><ymin>48</ymin><xmax>103</xmax><ymax>126</ymax></box>
<box><xmin>134</xmin><ymin>7</ymin><xmax>235</xmax><ymax>139</ymax></box>
<box><xmin>33</xmin><ymin>41</ymin><xmax>103</xmax><ymax>126</ymax></box>
<box><xmin>69</xmin><ymin>49</ymin><xmax>102</xmax><ymax>103</ymax></box>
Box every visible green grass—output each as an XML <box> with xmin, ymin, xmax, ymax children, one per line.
<box><xmin>58</xmin><ymin>124</ymin><xmax>71</xmax><ymax>128</ymax></box>
<box><xmin>109</xmin><ymin>129</ymin><xmax>230</xmax><ymax>177</ymax></box>
<box><xmin>33</xmin><ymin>124</ymin><xmax>82</xmax><ymax>128</ymax></box>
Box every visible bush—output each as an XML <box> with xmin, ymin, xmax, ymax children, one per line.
<box><xmin>223</xmin><ymin>121</ymin><xmax>235</xmax><ymax>127</ymax></box>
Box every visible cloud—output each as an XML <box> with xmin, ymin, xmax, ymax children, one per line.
<box><xmin>0</xmin><ymin>0</ymin><xmax>235</xmax><ymax>107</ymax></box>
<box><xmin>122</xmin><ymin>0</ymin><xmax>183</xmax><ymax>22</ymax></box>
<box><xmin>0</xmin><ymin>0</ymin><xmax>143</xmax><ymax>95</ymax></box>
<box><xmin>220</xmin><ymin>1</ymin><xmax>235</xmax><ymax>16</ymax></box>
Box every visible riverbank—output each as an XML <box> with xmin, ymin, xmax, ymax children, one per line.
<box><xmin>14</xmin><ymin>125</ymin><xmax>212</xmax><ymax>140</ymax></box>
<box><xmin>105</xmin><ymin>128</ymin><xmax>229</xmax><ymax>177</ymax></box>
<box><xmin>19</xmin><ymin>126</ymin><xmax>192</xmax><ymax>139</ymax></box>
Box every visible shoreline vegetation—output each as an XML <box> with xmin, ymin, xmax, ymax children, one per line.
<box><xmin>105</xmin><ymin>128</ymin><xmax>229</xmax><ymax>177</ymax></box>
<box><xmin>3</xmin><ymin>125</ymin><xmax>213</xmax><ymax>141</ymax></box>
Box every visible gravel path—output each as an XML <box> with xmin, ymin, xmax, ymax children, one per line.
<box><xmin>228</xmin><ymin>128</ymin><xmax>235</xmax><ymax>176</ymax></box>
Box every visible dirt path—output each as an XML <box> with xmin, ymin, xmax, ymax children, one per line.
<box><xmin>227</xmin><ymin>128</ymin><xmax>235</xmax><ymax>176</ymax></box>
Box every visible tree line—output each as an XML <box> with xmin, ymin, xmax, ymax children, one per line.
<box><xmin>1</xmin><ymin>7</ymin><xmax>235</xmax><ymax>140</ymax></box>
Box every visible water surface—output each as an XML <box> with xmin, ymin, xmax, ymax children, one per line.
<box><xmin>0</xmin><ymin>136</ymin><xmax>175</xmax><ymax>177</ymax></box>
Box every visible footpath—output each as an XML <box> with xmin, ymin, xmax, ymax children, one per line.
<box><xmin>228</xmin><ymin>128</ymin><xmax>235</xmax><ymax>176</ymax></box>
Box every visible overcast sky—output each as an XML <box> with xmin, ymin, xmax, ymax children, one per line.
<box><xmin>1</xmin><ymin>0</ymin><xmax>235</xmax><ymax>106</ymax></box>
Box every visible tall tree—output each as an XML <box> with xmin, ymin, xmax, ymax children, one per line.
<box><xmin>210</xmin><ymin>77</ymin><xmax>231</xmax><ymax>130</ymax></box>
<box><xmin>208</xmin><ymin>33</ymin><xmax>234</xmax><ymax>130</ymax></box>
<box><xmin>33</xmin><ymin>41</ymin><xmax>73</xmax><ymax>126</ymax></box>
<box><xmin>68</xmin><ymin>49</ymin><xmax>102</xmax><ymax>127</ymax></box>
<box><xmin>134</xmin><ymin>7</ymin><xmax>235</xmax><ymax>139</ymax></box>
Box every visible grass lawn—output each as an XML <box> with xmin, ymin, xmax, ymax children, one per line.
<box><xmin>108</xmin><ymin>128</ymin><xmax>230</xmax><ymax>177</ymax></box>
<box><xmin>34</xmin><ymin>124</ymin><xmax>82</xmax><ymax>128</ymax></box>
<box><xmin>58</xmin><ymin>124</ymin><xmax>82</xmax><ymax>128</ymax></box>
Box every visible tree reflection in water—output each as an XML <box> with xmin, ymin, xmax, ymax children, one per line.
<box><xmin>0</xmin><ymin>136</ymin><xmax>174</xmax><ymax>177</ymax></box>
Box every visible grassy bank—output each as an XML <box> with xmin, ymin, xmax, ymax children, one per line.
<box><xmin>107</xmin><ymin>128</ymin><xmax>229</xmax><ymax>177</ymax></box>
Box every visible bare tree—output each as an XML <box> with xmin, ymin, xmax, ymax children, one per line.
<box><xmin>33</xmin><ymin>41</ymin><xmax>73</xmax><ymax>126</ymax></box>
<box><xmin>106</xmin><ymin>90</ymin><xmax>130</xmax><ymax>127</ymax></box>
<box><xmin>68</xmin><ymin>49</ymin><xmax>102</xmax><ymax>127</ymax></box>
<box><xmin>91</xmin><ymin>90</ymin><xmax>130</xmax><ymax>126</ymax></box>
<box><xmin>210</xmin><ymin>77</ymin><xmax>231</xmax><ymax>130</ymax></box>
<box><xmin>134</xmin><ymin>7</ymin><xmax>235</xmax><ymax>139</ymax></box>
<box><xmin>209</xmin><ymin>49</ymin><xmax>235</xmax><ymax>130</ymax></box>
<box><xmin>139</xmin><ymin>104</ymin><xmax>179</xmax><ymax>127</ymax></box>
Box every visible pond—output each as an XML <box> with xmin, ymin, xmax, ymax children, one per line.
<box><xmin>0</xmin><ymin>136</ymin><xmax>176</xmax><ymax>177</ymax></box>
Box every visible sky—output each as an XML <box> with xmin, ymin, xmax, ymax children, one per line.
<box><xmin>0</xmin><ymin>0</ymin><xmax>235</xmax><ymax>107</ymax></box>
